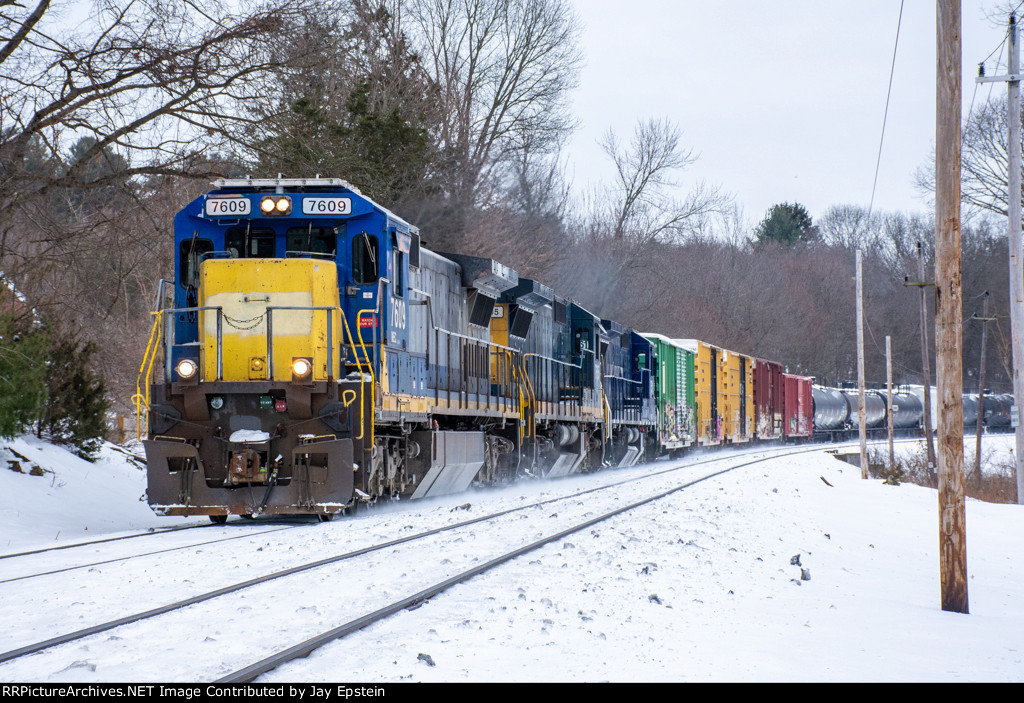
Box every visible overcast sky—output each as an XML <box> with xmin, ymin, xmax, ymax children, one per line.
<box><xmin>564</xmin><ymin>0</ymin><xmax>1013</xmax><ymax>226</ymax></box>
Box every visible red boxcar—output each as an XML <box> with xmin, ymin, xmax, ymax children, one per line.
<box><xmin>753</xmin><ymin>358</ymin><xmax>784</xmax><ymax>440</ymax></box>
<box><xmin>782</xmin><ymin>373</ymin><xmax>814</xmax><ymax>439</ymax></box>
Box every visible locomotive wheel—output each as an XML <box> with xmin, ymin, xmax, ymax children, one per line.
<box><xmin>317</xmin><ymin>513</ymin><xmax>334</xmax><ymax>522</ymax></box>
<box><xmin>209</xmin><ymin>515</ymin><xmax>228</xmax><ymax>524</ymax></box>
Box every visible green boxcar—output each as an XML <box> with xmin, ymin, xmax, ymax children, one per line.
<box><xmin>642</xmin><ymin>333</ymin><xmax>696</xmax><ymax>451</ymax></box>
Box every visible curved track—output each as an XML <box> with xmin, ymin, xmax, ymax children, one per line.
<box><xmin>0</xmin><ymin>441</ymin><xmax>860</xmax><ymax>681</ymax></box>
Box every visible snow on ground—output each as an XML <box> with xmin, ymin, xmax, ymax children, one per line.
<box><xmin>0</xmin><ymin>435</ymin><xmax>1021</xmax><ymax>682</ymax></box>
<box><xmin>0</xmin><ymin>437</ymin><xmax>179</xmax><ymax>551</ymax></box>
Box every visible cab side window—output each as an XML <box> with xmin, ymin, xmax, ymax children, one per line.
<box><xmin>179</xmin><ymin>238</ymin><xmax>214</xmax><ymax>287</ymax></box>
<box><xmin>393</xmin><ymin>249</ymin><xmax>405</xmax><ymax>295</ymax></box>
<box><xmin>352</xmin><ymin>232</ymin><xmax>379</xmax><ymax>285</ymax></box>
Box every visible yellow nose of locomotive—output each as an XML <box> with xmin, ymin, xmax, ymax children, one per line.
<box><xmin>198</xmin><ymin>258</ymin><xmax>341</xmax><ymax>382</ymax></box>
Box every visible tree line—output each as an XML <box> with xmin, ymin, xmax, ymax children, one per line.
<box><xmin>0</xmin><ymin>0</ymin><xmax>1015</xmax><ymax>456</ymax></box>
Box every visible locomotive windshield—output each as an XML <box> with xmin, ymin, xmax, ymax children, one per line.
<box><xmin>225</xmin><ymin>226</ymin><xmax>276</xmax><ymax>258</ymax></box>
<box><xmin>285</xmin><ymin>225</ymin><xmax>339</xmax><ymax>257</ymax></box>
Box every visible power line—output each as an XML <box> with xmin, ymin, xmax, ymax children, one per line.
<box><xmin>869</xmin><ymin>0</ymin><xmax>904</xmax><ymax>217</ymax></box>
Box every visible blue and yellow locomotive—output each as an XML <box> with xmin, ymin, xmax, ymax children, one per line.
<box><xmin>138</xmin><ymin>178</ymin><xmax>657</xmax><ymax>520</ymax></box>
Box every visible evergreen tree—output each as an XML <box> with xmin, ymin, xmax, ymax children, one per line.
<box><xmin>60</xmin><ymin>136</ymin><xmax>131</xmax><ymax>219</ymax></box>
<box><xmin>755</xmin><ymin>202</ymin><xmax>818</xmax><ymax>245</ymax></box>
<box><xmin>38</xmin><ymin>334</ymin><xmax>110</xmax><ymax>461</ymax></box>
<box><xmin>0</xmin><ymin>315</ymin><xmax>47</xmax><ymax>439</ymax></box>
<box><xmin>254</xmin><ymin>3</ymin><xmax>439</xmax><ymax>207</ymax></box>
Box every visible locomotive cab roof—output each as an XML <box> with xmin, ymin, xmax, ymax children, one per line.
<box><xmin>205</xmin><ymin>176</ymin><xmax>417</xmax><ymax>234</ymax></box>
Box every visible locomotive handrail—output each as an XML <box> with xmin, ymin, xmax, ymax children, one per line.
<box><xmin>161</xmin><ymin>306</ymin><xmax>223</xmax><ymax>381</ymax></box>
<box><xmin>134</xmin><ymin>310</ymin><xmax>165</xmax><ymax>440</ymax></box>
<box><xmin>410</xmin><ymin>287</ymin><xmax>518</xmax><ymax>352</ymax></box>
<box><xmin>264</xmin><ymin>306</ymin><xmax>336</xmax><ymax>380</ymax></box>
<box><xmin>603</xmin><ymin>373</ymin><xmax>646</xmax><ymax>386</ymax></box>
<box><xmin>524</xmin><ymin>348</ymin><xmax>593</xmax><ymax>371</ymax></box>
<box><xmin>352</xmin><ymin>309</ymin><xmax>379</xmax><ymax>447</ymax></box>
<box><xmin>154</xmin><ymin>279</ymin><xmax>173</xmax><ymax>312</ymax></box>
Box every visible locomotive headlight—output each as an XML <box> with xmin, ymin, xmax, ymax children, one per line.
<box><xmin>291</xmin><ymin>357</ymin><xmax>312</xmax><ymax>380</ymax></box>
<box><xmin>176</xmin><ymin>358</ymin><xmax>198</xmax><ymax>381</ymax></box>
<box><xmin>259</xmin><ymin>195</ymin><xmax>292</xmax><ymax>216</ymax></box>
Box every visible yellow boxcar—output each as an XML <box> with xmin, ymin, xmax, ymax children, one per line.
<box><xmin>719</xmin><ymin>347</ymin><xmax>754</xmax><ymax>443</ymax></box>
<box><xmin>678</xmin><ymin>339</ymin><xmax>754</xmax><ymax>445</ymax></box>
<box><xmin>199</xmin><ymin>258</ymin><xmax>342</xmax><ymax>382</ymax></box>
<box><xmin>678</xmin><ymin>339</ymin><xmax>719</xmax><ymax>445</ymax></box>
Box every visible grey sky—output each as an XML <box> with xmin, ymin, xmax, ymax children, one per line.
<box><xmin>565</xmin><ymin>0</ymin><xmax>1009</xmax><ymax>226</ymax></box>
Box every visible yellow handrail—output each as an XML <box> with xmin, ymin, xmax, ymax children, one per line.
<box><xmin>520</xmin><ymin>353</ymin><xmax>539</xmax><ymax>441</ymax></box>
<box><xmin>339</xmin><ymin>312</ymin><xmax>373</xmax><ymax>445</ymax></box>
<box><xmin>133</xmin><ymin>311</ymin><xmax>164</xmax><ymax>441</ymax></box>
<box><xmin>603</xmin><ymin>392</ymin><xmax>612</xmax><ymax>442</ymax></box>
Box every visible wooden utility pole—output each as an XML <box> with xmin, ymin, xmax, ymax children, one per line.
<box><xmin>905</xmin><ymin>245</ymin><xmax>936</xmax><ymax>472</ymax></box>
<box><xmin>856</xmin><ymin>249</ymin><xmax>868</xmax><ymax>478</ymax></box>
<box><xmin>973</xmin><ymin>292</ymin><xmax>995</xmax><ymax>486</ymax></box>
<box><xmin>935</xmin><ymin>0</ymin><xmax>968</xmax><ymax>614</ymax></box>
<box><xmin>904</xmin><ymin>242</ymin><xmax>937</xmax><ymax>472</ymax></box>
<box><xmin>887</xmin><ymin>336</ymin><xmax>894</xmax><ymax>470</ymax></box>
<box><xmin>1012</xmin><ymin>14</ymin><xmax>1024</xmax><ymax>507</ymax></box>
<box><xmin>977</xmin><ymin>13</ymin><xmax>1024</xmax><ymax>505</ymax></box>
<box><xmin>1011</xmin><ymin>15</ymin><xmax>1024</xmax><ymax>506</ymax></box>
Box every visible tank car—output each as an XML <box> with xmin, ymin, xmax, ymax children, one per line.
<box><xmin>840</xmin><ymin>389</ymin><xmax>886</xmax><ymax>429</ymax></box>
<box><xmin>812</xmin><ymin>385</ymin><xmax>848</xmax><ymax>435</ymax></box>
<box><xmin>962</xmin><ymin>394</ymin><xmax>979</xmax><ymax>428</ymax></box>
<box><xmin>982</xmin><ymin>393</ymin><xmax>1014</xmax><ymax>429</ymax></box>
<box><xmin>888</xmin><ymin>390</ymin><xmax>924</xmax><ymax>430</ymax></box>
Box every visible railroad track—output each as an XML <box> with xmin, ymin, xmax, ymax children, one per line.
<box><xmin>0</xmin><ymin>442</ymin><xmax>855</xmax><ymax>682</ymax></box>
<box><xmin>0</xmin><ymin>524</ymin><xmax>300</xmax><ymax>584</ymax></box>
<box><xmin>0</xmin><ymin>522</ymin><xmax>212</xmax><ymax>561</ymax></box>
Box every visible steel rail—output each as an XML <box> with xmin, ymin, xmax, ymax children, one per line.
<box><xmin>0</xmin><ymin>443</ymin><xmax>820</xmax><ymax>666</ymax></box>
<box><xmin>0</xmin><ymin>439</ymin><xmax>899</xmax><ymax>670</ymax></box>
<box><xmin>0</xmin><ymin>526</ymin><xmax>297</xmax><ymax>584</ymax></box>
<box><xmin>219</xmin><ymin>444</ymin><xmax>833</xmax><ymax>683</ymax></box>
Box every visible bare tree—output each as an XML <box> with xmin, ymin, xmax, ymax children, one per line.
<box><xmin>0</xmin><ymin>0</ymin><xmax>319</xmax><ymax>232</ymax></box>
<box><xmin>915</xmin><ymin>96</ymin><xmax>1021</xmax><ymax>216</ymax></box>
<box><xmin>406</xmin><ymin>0</ymin><xmax>582</xmax><ymax>239</ymax></box>
<box><xmin>562</xmin><ymin>118</ymin><xmax>728</xmax><ymax>319</ymax></box>
<box><xmin>0</xmin><ymin>0</ymin><xmax>325</xmax><ymax>417</ymax></box>
<box><xmin>819</xmin><ymin>204</ymin><xmax>881</xmax><ymax>249</ymax></box>
<box><xmin>596</xmin><ymin>118</ymin><xmax>725</xmax><ymax>243</ymax></box>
